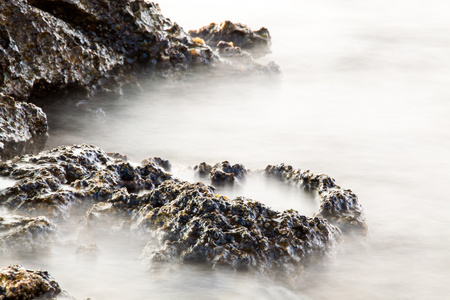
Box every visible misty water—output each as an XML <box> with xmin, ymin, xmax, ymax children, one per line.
<box><xmin>3</xmin><ymin>0</ymin><xmax>450</xmax><ymax>299</ymax></box>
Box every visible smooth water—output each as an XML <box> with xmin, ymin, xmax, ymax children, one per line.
<box><xmin>5</xmin><ymin>0</ymin><xmax>450</xmax><ymax>298</ymax></box>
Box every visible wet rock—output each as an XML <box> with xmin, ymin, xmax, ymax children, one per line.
<box><xmin>264</xmin><ymin>164</ymin><xmax>367</xmax><ymax>234</ymax></box>
<box><xmin>136</xmin><ymin>179</ymin><xmax>340</xmax><ymax>277</ymax></box>
<box><xmin>194</xmin><ymin>161</ymin><xmax>248</xmax><ymax>185</ymax></box>
<box><xmin>189</xmin><ymin>21</ymin><xmax>272</xmax><ymax>58</ymax></box>
<box><xmin>0</xmin><ymin>0</ymin><xmax>216</xmax><ymax>102</ymax></box>
<box><xmin>0</xmin><ymin>94</ymin><xmax>48</xmax><ymax>160</ymax></box>
<box><xmin>0</xmin><ymin>144</ymin><xmax>170</xmax><ymax>218</ymax></box>
<box><xmin>0</xmin><ymin>265</ymin><xmax>61</xmax><ymax>300</ymax></box>
<box><xmin>0</xmin><ymin>215</ymin><xmax>55</xmax><ymax>253</ymax></box>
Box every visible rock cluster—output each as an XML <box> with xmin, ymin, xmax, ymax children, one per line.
<box><xmin>0</xmin><ymin>265</ymin><xmax>60</xmax><ymax>300</ymax></box>
<box><xmin>194</xmin><ymin>161</ymin><xmax>248</xmax><ymax>185</ymax></box>
<box><xmin>0</xmin><ymin>145</ymin><xmax>365</xmax><ymax>282</ymax></box>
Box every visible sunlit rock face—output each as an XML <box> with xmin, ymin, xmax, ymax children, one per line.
<box><xmin>0</xmin><ymin>265</ymin><xmax>61</xmax><ymax>300</ymax></box>
<box><xmin>0</xmin><ymin>0</ymin><xmax>216</xmax><ymax>102</ymax></box>
<box><xmin>0</xmin><ymin>94</ymin><xmax>48</xmax><ymax>160</ymax></box>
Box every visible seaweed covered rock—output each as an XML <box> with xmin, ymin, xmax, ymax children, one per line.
<box><xmin>189</xmin><ymin>21</ymin><xmax>272</xmax><ymax>58</ymax></box>
<box><xmin>0</xmin><ymin>215</ymin><xmax>54</xmax><ymax>253</ymax></box>
<box><xmin>194</xmin><ymin>161</ymin><xmax>248</xmax><ymax>185</ymax></box>
<box><xmin>0</xmin><ymin>0</ymin><xmax>216</xmax><ymax>102</ymax></box>
<box><xmin>264</xmin><ymin>164</ymin><xmax>367</xmax><ymax>234</ymax></box>
<box><xmin>0</xmin><ymin>265</ymin><xmax>60</xmax><ymax>299</ymax></box>
<box><xmin>136</xmin><ymin>179</ymin><xmax>340</xmax><ymax>277</ymax></box>
<box><xmin>0</xmin><ymin>94</ymin><xmax>48</xmax><ymax>160</ymax></box>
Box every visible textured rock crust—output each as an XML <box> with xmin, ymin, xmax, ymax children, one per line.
<box><xmin>0</xmin><ymin>265</ymin><xmax>61</xmax><ymax>300</ymax></box>
<box><xmin>0</xmin><ymin>94</ymin><xmax>48</xmax><ymax>160</ymax></box>
<box><xmin>264</xmin><ymin>164</ymin><xmax>367</xmax><ymax>234</ymax></box>
<box><xmin>194</xmin><ymin>161</ymin><xmax>248</xmax><ymax>185</ymax></box>
<box><xmin>0</xmin><ymin>0</ymin><xmax>216</xmax><ymax>102</ymax></box>
<box><xmin>190</xmin><ymin>21</ymin><xmax>272</xmax><ymax>58</ymax></box>
<box><xmin>0</xmin><ymin>145</ymin><xmax>366</xmax><ymax>281</ymax></box>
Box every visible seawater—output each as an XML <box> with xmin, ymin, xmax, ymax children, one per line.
<box><xmin>4</xmin><ymin>0</ymin><xmax>450</xmax><ymax>298</ymax></box>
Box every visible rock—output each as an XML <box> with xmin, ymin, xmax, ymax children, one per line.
<box><xmin>189</xmin><ymin>21</ymin><xmax>272</xmax><ymax>58</ymax></box>
<box><xmin>0</xmin><ymin>145</ymin><xmax>365</xmax><ymax>279</ymax></box>
<box><xmin>194</xmin><ymin>161</ymin><xmax>248</xmax><ymax>185</ymax></box>
<box><xmin>0</xmin><ymin>265</ymin><xmax>61</xmax><ymax>300</ymax></box>
<box><xmin>0</xmin><ymin>0</ymin><xmax>217</xmax><ymax>102</ymax></box>
<box><xmin>0</xmin><ymin>215</ymin><xmax>55</xmax><ymax>253</ymax></box>
<box><xmin>0</xmin><ymin>94</ymin><xmax>48</xmax><ymax>160</ymax></box>
<box><xmin>136</xmin><ymin>179</ymin><xmax>340</xmax><ymax>278</ymax></box>
<box><xmin>264</xmin><ymin>164</ymin><xmax>368</xmax><ymax>234</ymax></box>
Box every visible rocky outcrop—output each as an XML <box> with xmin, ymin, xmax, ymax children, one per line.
<box><xmin>189</xmin><ymin>21</ymin><xmax>272</xmax><ymax>58</ymax></box>
<box><xmin>0</xmin><ymin>94</ymin><xmax>48</xmax><ymax>160</ymax></box>
<box><xmin>0</xmin><ymin>0</ymin><xmax>216</xmax><ymax>102</ymax></box>
<box><xmin>0</xmin><ymin>145</ymin><xmax>357</xmax><ymax>279</ymax></box>
<box><xmin>0</xmin><ymin>265</ymin><xmax>61</xmax><ymax>300</ymax></box>
<box><xmin>264</xmin><ymin>164</ymin><xmax>367</xmax><ymax>234</ymax></box>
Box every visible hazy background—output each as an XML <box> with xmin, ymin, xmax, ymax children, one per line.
<box><xmin>18</xmin><ymin>0</ymin><xmax>450</xmax><ymax>298</ymax></box>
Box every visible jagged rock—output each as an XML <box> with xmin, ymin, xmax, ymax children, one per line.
<box><xmin>0</xmin><ymin>265</ymin><xmax>61</xmax><ymax>300</ymax></box>
<box><xmin>0</xmin><ymin>145</ymin><xmax>365</xmax><ymax>280</ymax></box>
<box><xmin>0</xmin><ymin>0</ymin><xmax>216</xmax><ymax>102</ymax></box>
<box><xmin>0</xmin><ymin>144</ymin><xmax>171</xmax><ymax>218</ymax></box>
<box><xmin>264</xmin><ymin>164</ymin><xmax>367</xmax><ymax>234</ymax></box>
<box><xmin>189</xmin><ymin>21</ymin><xmax>272</xmax><ymax>58</ymax></box>
<box><xmin>194</xmin><ymin>161</ymin><xmax>248</xmax><ymax>185</ymax></box>
<box><xmin>136</xmin><ymin>179</ymin><xmax>340</xmax><ymax>278</ymax></box>
<box><xmin>0</xmin><ymin>215</ymin><xmax>55</xmax><ymax>253</ymax></box>
<box><xmin>0</xmin><ymin>94</ymin><xmax>48</xmax><ymax>160</ymax></box>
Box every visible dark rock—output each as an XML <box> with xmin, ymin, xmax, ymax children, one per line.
<box><xmin>136</xmin><ymin>179</ymin><xmax>340</xmax><ymax>277</ymax></box>
<box><xmin>189</xmin><ymin>21</ymin><xmax>272</xmax><ymax>58</ymax></box>
<box><xmin>264</xmin><ymin>164</ymin><xmax>368</xmax><ymax>234</ymax></box>
<box><xmin>0</xmin><ymin>94</ymin><xmax>48</xmax><ymax>160</ymax></box>
<box><xmin>0</xmin><ymin>265</ymin><xmax>61</xmax><ymax>300</ymax></box>
<box><xmin>0</xmin><ymin>0</ymin><xmax>217</xmax><ymax>102</ymax></box>
<box><xmin>194</xmin><ymin>161</ymin><xmax>248</xmax><ymax>185</ymax></box>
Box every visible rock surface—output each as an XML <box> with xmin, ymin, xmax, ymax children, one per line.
<box><xmin>0</xmin><ymin>265</ymin><xmax>61</xmax><ymax>300</ymax></box>
<box><xmin>264</xmin><ymin>164</ymin><xmax>367</xmax><ymax>234</ymax></box>
<box><xmin>194</xmin><ymin>161</ymin><xmax>248</xmax><ymax>185</ymax></box>
<box><xmin>0</xmin><ymin>94</ymin><xmax>48</xmax><ymax>160</ymax></box>
<box><xmin>190</xmin><ymin>21</ymin><xmax>272</xmax><ymax>58</ymax></box>
<box><xmin>0</xmin><ymin>145</ymin><xmax>366</xmax><ymax>282</ymax></box>
<box><xmin>0</xmin><ymin>0</ymin><xmax>216</xmax><ymax>102</ymax></box>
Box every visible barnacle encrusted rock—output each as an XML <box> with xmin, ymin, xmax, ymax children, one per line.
<box><xmin>189</xmin><ymin>21</ymin><xmax>272</xmax><ymax>58</ymax></box>
<box><xmin>264</xmin><ymin>164</ymin><xmax>367</xmax><ymax>234</ymax></box>
<box><xmin>0</xmin><ymin>94</ymin><xmax>48</xmax><ymax>160</ymax></box>
<box><xmin>0</xmin><ymin>265</ymin><xmax>61</xmax><ymax>300</ymax></box>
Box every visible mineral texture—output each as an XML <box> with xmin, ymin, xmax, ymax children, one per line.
<box><xmin>0</xmin><ymin>94</ymin><xmax>48</xmax><ymax>160</ymax></box>
<box><xmin>0</xmin><ymin>265</ymin><xmax>61</xmax><ymax>300</ymax></box>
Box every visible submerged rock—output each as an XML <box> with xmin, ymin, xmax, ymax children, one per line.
<box><xmin>0</xmin><ymin>145</ymin><xmax>365</xmax><ymax>282</ymax></box>
<box><xmin>0</xmin><ymin>215</ymin><xmax>55</xmax><ymax>253</ymax></box>
<box><xmin>194</xmin><ymin>161</ymin><xmax>248</xmax><ymax>185</ymax></box>
<box><xmin>189</xmin><ymin>21</ymin><xmax>272</xmax><ymax>58</ymax></box>
<box><xmin>264</xmin><ymin>164</ymin><xmax>367</xmax><ymax>234</ymax></box>
<box><xmin>137</xmin><ymin>179</ymin><xmax>340</xmax><ymax>277</ymax></box>
<box><xmin>0</xmin><ymin>94</ymin><xmax>48</xmax><ymax>160</ymax></box>
<box><xmin>0</xmin><ymin>265</ymin><xmax>61</xmax><ymax>300</ymax></box>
